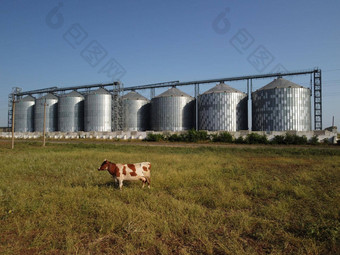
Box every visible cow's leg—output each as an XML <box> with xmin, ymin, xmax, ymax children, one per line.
<box><xmin>146</xmin><ymin>177</ymin><xmax>151</xmax><ymax>189</ymax></box>
<box><xmin>140</xmin><ymin>177</ymin><xmax>146</xmax><ymax>188</ymax></box>
<box><xmin>118</xmin><ymin>179</ymin><xmax>124</xmax><ymax>190</ymax></box>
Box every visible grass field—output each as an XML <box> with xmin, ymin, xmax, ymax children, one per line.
<box><xmin>0</xmin><ymin>141</ymin><xmax>339</xmax><ymax>254</ymax></box>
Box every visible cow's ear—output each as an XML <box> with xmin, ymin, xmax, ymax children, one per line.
<box><xmin>104</xmin><ymin>159</ymin><xmax>107</xmax><ymax>162</ymax></box>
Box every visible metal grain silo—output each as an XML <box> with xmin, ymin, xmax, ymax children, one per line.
<box><xmin>34</xmin><ymin>93</ymin><xmax>58</xmax><ymax>132</ymax></box>
<box><xmin>122</xmin><ymin>91</ymin><xmax>150</xmax><ymax>131</ymax></box>
<box><xmin>151</xmin><ymin>87</ymin><xmax>195</xmax><ymax>131</ymax></box>
<box><xmin>14</xmin><ymin>95</ymin><xmax>35</xmax><ymax>132</ymax></box>
<box><xmin>199</xmin><ymin>82</ymin><xmax>248</xmax><ymax>131</ymax></box>
<box><xmin>85</xmin><ymin>88</ymin><xmax>112</xmax><ymax>132</ymax></box>
<box><xmin>58</xmin><ymin>91</ymin><xmax>84</xmax><ymax>132</ymax></box>
<box><xmin>252</xmin><ymin>78</ymin><xmax>311</xmax><ymax>131</ymax></box>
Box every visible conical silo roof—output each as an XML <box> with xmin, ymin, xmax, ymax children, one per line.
<box><xmin>258</xmin><ymin>78</ymin><xmax>306</xmax><ymax>91</ymax></box>
<box><xmin>18</xmin><ymin>95</ymin><xmax>35</xmax><ymax>102</ymax></box>
<box><xmin>61</xmin><ymin>90</ymin><xmax>84</xmax><ymax>98</ymax></box>
<box><xmin>88</xmin><ymin>87</ymin><xmax>111</xmax><ymax>95</ymax></box>
<box><xmin>41</xmin><ymin>93</ymin><xmax>58</xmax><ymax>100</ymax></box>
<box><xmin>203</xmin><ymin>82</ymin><xmax>244</xmax><ymax>94</ymax></box>
<box><xmin>155</xmin><ymin>87</ymin><xmax>193</xmax><ymax>98</ymax></box>
<box><xmin>122</xmin><ymin>91</ymin><xmax>149</xmax><ymax>101</ymax></box>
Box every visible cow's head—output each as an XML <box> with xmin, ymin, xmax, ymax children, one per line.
<box><xmin>98</xmin><ymin>159</ymin><xmax>109</xmax><ymax>171</ymax></box>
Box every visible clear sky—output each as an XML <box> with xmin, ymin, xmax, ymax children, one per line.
<box><xmin>1</xmin><ymin>0</ymin><xmax>339</xmax><ymax>129</ymax></box>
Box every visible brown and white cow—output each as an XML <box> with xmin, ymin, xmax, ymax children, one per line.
<box><xmin>98</xmin><ymin>159</ymin><xmax>151</xmax><ymax>190</ymax></box>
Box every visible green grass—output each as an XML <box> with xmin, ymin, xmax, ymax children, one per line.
<box><xmin>0</xmin><ymin>141</ymin><xmax>339</xmax><ymax>254</ymax></box>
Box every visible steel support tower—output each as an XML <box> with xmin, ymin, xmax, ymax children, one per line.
<box><xmin>313</xmin><ymin>70</ymin><xmax>322</xmax><ymax>130</ymax></box>
<box><xmin>112</xmin><ymin>82</ymin><xmax>124</xmax><ymax>131</ymax></box>
<box><xmin>7</xmin><ymin>87</ymin><xmax>22</xmax><ymax>129</ymax></box>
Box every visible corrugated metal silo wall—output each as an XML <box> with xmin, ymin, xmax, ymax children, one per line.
<box><xmin>58</xmin><ymin>96</ymin><xmax>84</xmax><ymax>132</ymax></box>
<box><xmin>123</xmin><ymin>99</ymin><xmax>150</xmax><ymax>131</ymax></box>
<box><xmin>199</xmin><ymin>92</ymin><xmax>248</xmax><ymax>131</ymax></box>
<box><xmin>252</xmin><ymin>87</ymin><xmax>311</xmax><ymax>131</ymax></box>
<box><xmin>14</xmin><ymin>100</ymin><xmax>35</xmax><ymax>132</ymax></box>
<box><xmin>85</xmin><ymin>93</ymin><xmax>112</xmax><ymax>131</ymax></box>
<box><xmin>151</xmin><ymin>97</ymin><xmax>195</xmax><ymax>131</ymax></box>
<box><xmin>34</xmin><ymin>98</ymin><xmax>58</xmax><ymax>132</ymax></box>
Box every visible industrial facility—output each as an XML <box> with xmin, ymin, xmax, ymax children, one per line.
<box><xmin>14</xmin><ymin>95</ymin><xmax>35</xmax><ymax>132</ymax></box>
<box><xmin>151</xmin><ymin>87</ymin><xmax>195</xmax><ymax>131</ymax></box>
<box><xmin>8</xmin><ymin>69</ymin><xmax>323</xmax><ymax>133</ymax></box>
<box><xmin>84</xmin><ymin>88</ymin><xmax>112</xmax><ymax>132</ymax></box>
<box><xmin>34</xmin><ymin>93</ymin><xmax>58</xmax><ymax>132</ymax></box>
<box><xmin>199</xmin><ymin>82</ymin><xmax>248</xmax><ymax>131</ymax></box>
<box><xmin>252</xmin><ymin>78</ymin><xmax>311</xmax><ymax>132</ymax></box>
<box><xmin>122</xmin><ymin>91</ymin><xmax>150</xmax><ymax>131</ymax></box>
<box><xmin>58</xmin><ymin>91</ymin><xmax>84</xmax><ymax>132</ymax></box>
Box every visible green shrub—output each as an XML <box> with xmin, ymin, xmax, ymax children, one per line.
<box><xmin>165</xmin><ymin>130</ymin><xmax>210</xmax><ymax>143</ymax></box>
<box><xmin>293</xmin><ymin>135</ymin><xmax>308</xmax><ymax>145</ymax></box>
<box><xmin>168</xmin><ymin>134</ymin><xmax>182</xmax><ymax>142</ymax></box>
<box><xmin>183</xmin><ymin>129</ymin><xmax>209</xmax><ymax>142</ymax></box>
<box><xmin>322</xmin><ymin>138</ymin><xmax>330</xmax><ymax>145</ymax></box>
<box><xmin>284</xmin><ymin>133</ymin><xmax>294</xmax><ymax>144</ymax></box>
<box><xmin>235</xmin><ymin>136</ymin><xmax>245</xmax><ymax>144</ymax></box>
<box><xmin>284</xmin><ymin>134</ymin><xmax>308</xmax><ymax>145</ymax></box>
<box><xmin>245</xmin><ymin>133</ymin><xmax>268</xmax><ymax>144</ymax></box>
<box><xmin>212</xmin><ymin>132</ymin><xmax>233</xmax><ymax>143</ymax></box>
<box><xmin>309</xmin><ymin>135</ymin><xmax>319</xmax><ymax>145</ymax></box>
<box><xmin>144</xmin><ymin>133</ymin><xmax>166</xmax><ymax>142</ymax></box>
<box><xmin>297</xmin><ymin>135</ymin><xmax>308</xmax><ymax>145</ymax></box>
<box><xmin>271</xmin><ymin>135</ymin><xmax>285</xmax><ymax>144</ymax></box>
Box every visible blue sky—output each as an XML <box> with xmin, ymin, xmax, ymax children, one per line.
<box><xmin>1</xmin><ymin>0</ymin><xmax>339</xmax><ymax>128</ymax></box>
